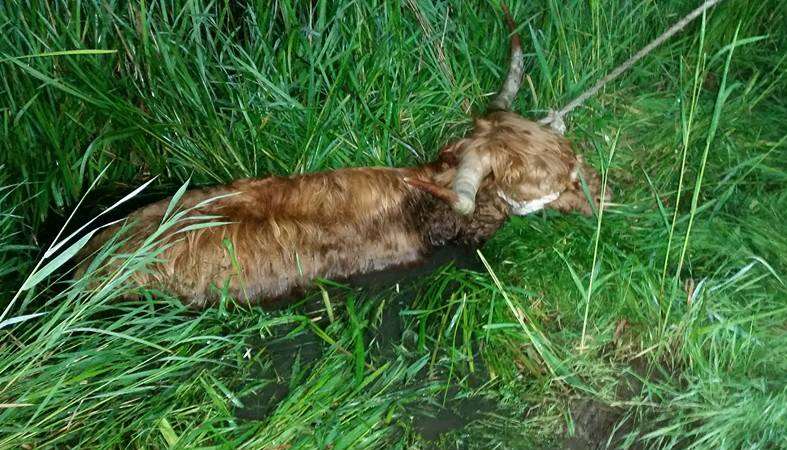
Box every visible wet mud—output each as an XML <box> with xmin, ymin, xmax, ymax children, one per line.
<box><xmin>232</xmin><ymin>244</ymin><xmax>655</xmax><ymax>448</ymax></box>
<box><xmin>563</xmin><ymin>358</ymin><xmax>650</xmax><ymax>450</ymax></box>
<box><xmin>233</xmin><ymin>243</ymin><xmax>495</xmax><ymax>441</ymax></box>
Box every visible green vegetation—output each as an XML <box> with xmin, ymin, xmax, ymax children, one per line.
<box><xmin>1</xmin><ymin>1</ymin><xmax>785</xmax><ymax>448</ymax></box>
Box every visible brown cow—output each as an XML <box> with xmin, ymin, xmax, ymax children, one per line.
<box><xmin>78</xmin><ymin>6</ymin><xmax>608</xmax><ymax>308</ymax></box>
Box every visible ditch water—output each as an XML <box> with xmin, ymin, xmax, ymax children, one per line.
<box><xmin>564</xmin><ymin>357</ymin><xmax>650</xmax><ymax>450</ymax></box>
<box><xmin>233</xmin><ymin>244</ymin><xmax>503</xmax><ymax>444</ymax></box>
<box><xmin>233</xmin><ymin>295</ymin><xmax>501</xmax><ymax>446</ymax></box>
<box><xmin>231</xmin><ymin>244</ymin><xmax>650</xmax><ymax>448</ymax></box>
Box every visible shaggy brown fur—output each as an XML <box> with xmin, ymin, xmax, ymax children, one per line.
<box><xmin>77</xmin><ymin>6</ymin><xmax>610</xmax><ymax>308</ymax></box>
<box><xmin>424</xmin><ymin>111</ymin><xmax>606</xmax><ymax>215</ymax></box>
<box><xmin>78</xmin><ymin>112</ymin><xmax>605</xmax><ymax>308</ymax></box>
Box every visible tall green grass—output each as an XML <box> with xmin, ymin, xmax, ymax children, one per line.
<box><xmin>1</xmin><ymin>0</ymin><xmax>785</xmax><ymax>448</ymax></box>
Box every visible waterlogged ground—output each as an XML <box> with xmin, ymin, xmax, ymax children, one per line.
<box><xmin>229</xmin><ymin>275</ymin><xmax>653</xmax><ymax>449</ymax></box>
<box><xmin>1</xmin><ymin>1</ymin><xmax>785</xmax><ymax>448</ymax></box>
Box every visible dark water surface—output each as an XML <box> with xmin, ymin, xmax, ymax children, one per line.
<box><xmin>233</xmin><ymin>244</ymin><xmax>502</xmax><ymax>443</ymax></box>
<box><xmin>231</xmin><ymin>244</ymin><xmax>651</xmax><ymax>447</ymax></box>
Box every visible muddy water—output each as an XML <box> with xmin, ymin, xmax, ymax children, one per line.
<box><xmin>563</xmin><ymin>358</ymin><xmax>650</xmax><ymax>450</ymax></box>
<box><xmin>234</xmin><ymin>296</ymin><xmax>498</xmax><ymax>444</ymax></box>
<box><xmin>233</xmin><ymin>243</ymin><xmax>500</xmax><ymax>441</ymax></box>
<box><xmin>232</xmin><ymin>244</ymin><xmax>651</xmax><ymax>448</ymax></box>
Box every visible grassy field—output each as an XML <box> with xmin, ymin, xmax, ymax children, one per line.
<box><xmin>1</xmin><ymin>0</ymin><xmax>785</xmax><ymax>448</ymax></box>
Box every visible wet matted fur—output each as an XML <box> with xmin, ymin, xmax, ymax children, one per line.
<box><xmin>77</xmin><ymin>7</ymin><xmax>609</xmax><ymax>308</ymax></box>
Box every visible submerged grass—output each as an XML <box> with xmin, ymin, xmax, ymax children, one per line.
<box><xmin>1</xmin><ymin>0</ymin><xmax>785</xmax><ymax>448</ymax></box>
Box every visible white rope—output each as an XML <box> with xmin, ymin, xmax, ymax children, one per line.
<box><xmin>539</xmin><ymin>0</ymin><xmax>725</xmax><ymax>134</ymax></box>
